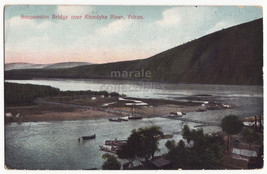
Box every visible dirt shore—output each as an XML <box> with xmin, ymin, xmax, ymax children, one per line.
<box><xmin>4</xmin><ymin>96</ymin><xmax>218</xmax><ymax>123</ymax></box>
<box><xmin>5</xmin><ymin>103</ymin><xmax>117</xmax><ymax>123</ymax></box>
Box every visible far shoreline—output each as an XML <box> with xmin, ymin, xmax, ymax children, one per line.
<box><xmin>4</xmin><ymin>77</ymin><xmax>264</xmax><ymax>87</ymax></box>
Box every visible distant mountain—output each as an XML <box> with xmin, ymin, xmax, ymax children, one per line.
<box><xmin>5</xmin><ymin>62</ymin><xmax>91</xmax><ymax>71</ymax></box>
<box><xmin>44</xmin><ymin>62</ymin><xmax>91</xmax><ymax>69</ymax></box>
<box><xmin>5</xmin><ymin>63</ymin><xmax>49</xmax><ymax>71</ymax></box>
<box><xmin>5</xmin><ymin>19</ymin><xmax>263</xmax><ymax>85</ymax></box>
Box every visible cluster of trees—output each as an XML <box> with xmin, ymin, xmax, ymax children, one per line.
<box><xmin>117</xmin><ymin>126</ymin><xmax>163</xmax><ymax>162</ymax></box>
<box><xmin>58</xmin><ymin>90</ymin><xmax>119</xmax><ymax>97</ymax></box>
<box><xmin>221</xmin><ymin>115</ymin><xmax>244</xmax><ymax>150</ymax></box>
<box><xmin>5</xmin><ymin>82</ymin><xmax>120</xmax><ymax>106</ymax></box>
<box><xmin>102</xmin><ymin>126</ymin><xmax>163</xmax><ymax>170</ymax></box>
<box><xmin>102</xmin><ymin>115</ymin><xmax>262</xmax><ymax>170</ymax></box>
<box><xmin>221</xmin><ymin>115</ymin><xmax>260</xmax><ymax>151</ymax></box>
<box><xmin>102</xmin><ymin>125</ymin><xmax>227</xmax><ymax>170</ymax></box>
<box><xmin>165</xmin><ymin>125</ymin><xmax>224</xmax><ymax>169</ymax></box>
<box><xmin>5</xmin><ymin>82</ymin><xmax>60</xmax><ymax>106</ymax></box>
<box><xmin>241</xmin><ymin>128</ymin><xmax>260</xmax><ymax>150</ymax></box>
<box><xmin>102</xmin><ymin>153</ymin><xmax>121</xmax><ymax>170</ymax></box>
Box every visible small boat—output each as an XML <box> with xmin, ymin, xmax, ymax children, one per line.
<box><xmin>128</xmin><ymin>116</ymin><xmax>142</xmax><ymax>120</ymax></box>
<box><xmin>194</xmin><ymin>124</ymin><xmax>205</xmax><ymax>128</ymax></box>
<box><xmin>105</xmin><ymin>139</ymin><xmax>127</xmax><ymax>146</ymax></box>
<box><xmin>79</xmin><ymin>134</ymin><xmax>96</xmax><ymax>141</ymax></box>
<box><xmin>171</xmin><ymin>112</ymin><xmax>184</xmax><ymax>117</ymax></box>
<box><xmin>118</xmin><ymin>116</ymin><xmax>128</xmax><ymax>121</ymax></box>
<box><xmin>99</xmin><ymin>145</ymin><xmax>117</xmax><ymax>154</ymax></box>
<box><xmin>196</xmin><ymin>108</ymin><xmax>207</xmax><ymax>112</ymax></box>
<box><xmin>109</xmin><ymin>118</ymin><xmax>121</xmax><ymax>122</ymax></box>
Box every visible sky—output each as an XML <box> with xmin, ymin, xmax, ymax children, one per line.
<box><xmin>4</xmin><ymin>6</ymin><xmax>262</xmax><ymax>64</ymax></box>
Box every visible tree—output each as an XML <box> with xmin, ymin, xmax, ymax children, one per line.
<box><xmin>117</xmin><ymin>126</ymin><xmax>163</xmax><ymax>162</ymax></box>
<box><xmin>241</xmin><ymin>128</ymin><xmax>260</xmax><ymax>150</ymax></box>
<box><xmin>165</xmin><ymin>125</ymin><xmax>224</xmax><ymax>169</ymax></box>
<box><xmin>165</xmin><ymin>140</ymin><xmax>187</xmax><ymax>169</ymax></box>
<box><xmin>102</xmin><ymin>153</ymin><xmax>121</xmax><ymax>170</ymax></box>
<box><xmin>221</xmin><ymin>115</ymin><xmax>243</xmax><ymax>151</ymax></box>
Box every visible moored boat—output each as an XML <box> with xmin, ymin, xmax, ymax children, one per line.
<box><xmin>128</xmin><ymin>116</ymin><xmax>142</xmax><ymax>120</ymax></box>
<box><xmin>196</xmin><ymin>108</ymin><xmax>207</xmax><ymax>112</ymax></box>
<box><xmin>109</xmin><ymin>118</ymin><xmax>121</xmax><ymax>122</ymax></box>
<box><xmin>118</xmin><ymin>116</ymin><xmax>128</xmax><ymax>121</ymax></box>
<box><xmin>99</xmin><ymin>145</ymin><xmax>117</xmax><ymax>154</ymax></box>
<box><xmin>105</xmin><ymin>139</ymin><xmax>127</xmax><ymax>146</ymax></box>
<box><xmin>79</xmin><ymin>134</ymin><xmax>96</xmax><ymax>141</ymax></box>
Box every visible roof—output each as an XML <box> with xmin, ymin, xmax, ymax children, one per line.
<box><xmin>243</xmin><ymin>122</ymin><xmax>260</xmax><ymax>126</ymax></box>
<box><xmin>232</xmin><ymin>148</ymin><xmax>257</xmax><ymax>157</ymax></box>
<box><xmin>124</xmin><ymin>160</ymin><xmax>143</xmax><ymax>169</ymax></box>
<box><xmin>15</xmin><ymin>113</ymin><xmax>22</xmax><ymax>118</ymax></box>
<box><xmin>151</xmin><ymin>157</ymin><xmax>171</xmax><ymax>168</ymax></box>
<box><xmin>5</xmin><ymin>113</ymin><xmax>12</xmax><ymax>117</ymax></box>
<box><xmin>177</xmin><ymin>112</ymin><xmax>183</xmax><ymax>116</ymax></box>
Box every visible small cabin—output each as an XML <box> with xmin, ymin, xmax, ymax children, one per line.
<box><xmin>15</xmin><ymin>113</ymin><xmax>23</xmax><ymax>118</ymax></box>
<box><xmin>123</xmin><ymin>160</ymin><xmax>143</xmax><ymax>169</ymax></box>
<box><xmin>177</xmin><ymin>112</ymin><xmax>183</xmax><ymax>116</ymax></box>
<box><xmin>149</xmin><ymin>156</ymin><xmax>172</xmax><ymax>169</ymax></box>
<box><xmin>232</xmin><ymin>148</ymin><xmax>257</xmax><ymax>161</ymax></box>
<box><xmin>5</xmin><ymin>113</ymin><xmax>13</xmax><ymax>117</ymax></box>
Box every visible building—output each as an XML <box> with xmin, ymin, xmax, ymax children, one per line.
<box><xmin>5</xmin><ymin>113</ymin><xmax>12</xmax><ymax>117</ymax></box>
<box><xmin>232</xmin><ymin>148</ymin><xmax>257</xmax><ymax>161</ymax></box>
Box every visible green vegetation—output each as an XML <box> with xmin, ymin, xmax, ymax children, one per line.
<box><xmin>241</xmin><ymin>128</ymin><xmax>260</xmax><ymax>149</ymax></box>
<box><xmin>165</xmin><ymin>125</ymin><xmax>224</xmax><ymax>169</ymax></box>
<box><xmin>5</xmin><ymin>82</ymin><xmax>60</xmax><ymax>106</ymax></box>
<box><xmin>5</xmin><ymin>82</ymin><xmax>119</xmax><ymax>106</ymax></box>
<box><xmin>221</xmin><ymin>115</ymin><xmax>243</xmax><ymax>151</ymax></box>
<box><xmin>5</xmin><ymin>19</ymin><xmax>263</xmax><ymax>85</ymax></box>
<box><xmin>102</xmin><ymin>153</ymin><xmax>121</xmax><ymax>170</ymax></box>
<box><xmin>117</xmin><ymin>126</ymin><xmax>163</xmax><ymax>162</ymax></box>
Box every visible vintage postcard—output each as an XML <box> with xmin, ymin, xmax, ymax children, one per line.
<box><xmin>3</xmin><ymin>5</ymin><xmax>263</xmax><ymax>170</ymax></box>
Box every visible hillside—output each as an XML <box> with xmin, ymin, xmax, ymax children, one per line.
<box><xmin>5</xmin><ymin>19</ymin><xmax>263</xmax><ymax>85</ymax></box>
<box><xmin>44</xmin><ymin>62</ymin><xmax>91</xmax><ymax>69</ymax></box>
<box><xmin>5</xmin><ymin>63</ymin><xmax>49</xmax><ymax>71</ymax></box>
<box><xmin>5</xmin><ymin>62</ymin><xmax>91</xmax><ymax>71</ymax></box>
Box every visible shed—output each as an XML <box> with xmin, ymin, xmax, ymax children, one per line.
<box><xmin>123</xmin><ymin>160</ymin><xmax>143</xmax><ymax>169</ymax></box>
<box><xmin>5</xmin><ymin>113</ymin><xmax>12</xmax><ymax>117</ymax></box>
<box><xmin>15</xmin><ymin>113</ymin><xmax>23</xmax><ymax>118</ymax></box>
<box><xmin>150</xmin><ymin>156</ymin><xmax>171</xmax><ymax>169</ymax></box>
<box><xmin>232</xmin><ymin>148</ymin><xmax>257</xmax><ymax>161</ymax></box>
<box><xmin>177</xmin><ymin>112</ymin><xmax>183</xmax><ymax>116</ymax></box>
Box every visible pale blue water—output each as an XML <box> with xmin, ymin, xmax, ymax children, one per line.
<box><xmin>5</xmin><ymin>79</ymin><xmax>263</xmax><ymax>169</ymax></box>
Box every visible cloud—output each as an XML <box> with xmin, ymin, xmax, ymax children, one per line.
<box><xmin>56</xmin><ymin>6</ymin><xmax>93</xmax><ymax>16</ymax></box>
<box><xmin>6</xmin><ymin>16</ymin><xmax>34</xmax><ymax>27</ymax></box>
<box><xmin>99</xmin><ymin>19</ymin><xmax>132</xmax><ymax>35</ymax></box>
<box><xmin>155</xmin><ymin>7</ymin><xmax>182</xmax><ymax>26</ymax></box>
<box><xmin>206</xmin><ymin>21</ymin><xmax>234</xmax><ymax>35</ymax></box>
<box><xmin>6</xmin><ymin>16</ymin><xmax>53</xmax><ymax>30</ymax></box>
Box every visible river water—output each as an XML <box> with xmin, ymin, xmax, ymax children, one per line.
<box><xmin>5</xmin><ymin>79</ymin><xmax>263</xmax><ymax>169</ymax></box>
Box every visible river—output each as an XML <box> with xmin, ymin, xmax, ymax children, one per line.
<box><xmin>5</xmin><ymin>79</ymin><xmax>263</xmax><ymax>169</ymax></box>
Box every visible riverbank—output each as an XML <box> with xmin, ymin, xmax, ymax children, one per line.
<box><xmin>5</xmin><ymin>102</ymin><xmax>116</xmax><ymax>123</ymax></box>
<box><xmin>5</xmin><ymin>95</ymin><xmax>213</xmax><ymax>123</ymax></box>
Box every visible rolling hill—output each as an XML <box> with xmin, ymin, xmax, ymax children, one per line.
<box><xmin>5</xmin><ymin>19</ymin><xmax>263</xmax><ymax>85</ymax></box>
<box><xmin>43</xmin><ymin>62</ymin><xmax>92</xmax><ymax>69</ymax></box>
<box><xmin>5</xmin><ymin>62</ymin><xmax>91</xmax><ymax>71</ymax></box>
<box><xmin>5</xmin><ymin>63</ymin><xmax>49</xmax><ymax>71</ymax></box>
